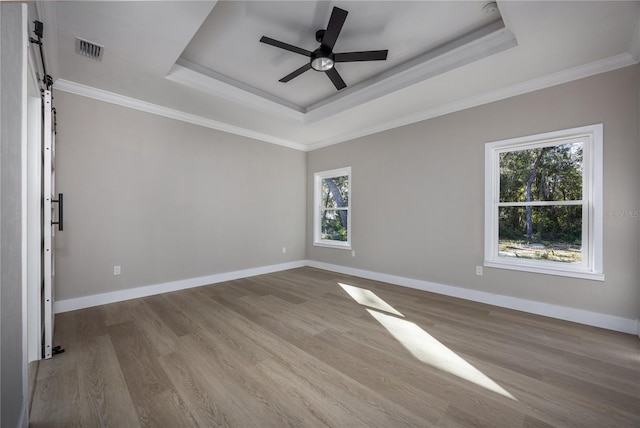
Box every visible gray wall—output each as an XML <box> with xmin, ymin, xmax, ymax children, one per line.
<box><xmin>307</xmin><ymin>65</ymin><xmax>640</xmax><ymax>321</ymax></box>
<box><xmin>54</xmin><ymin>91</ymin><xmax>306</xmax><ymax>301</ymax></box>
<box><xmin>53</xmin><ymin>64</ymin><xmax>639</xmax><ymax>322</ymax></box>
<box><xmin>1</xmin><ymin>3</ymin><xmax>26</xmax><ymax>427</ymax></box>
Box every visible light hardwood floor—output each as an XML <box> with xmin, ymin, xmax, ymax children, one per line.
<box><xmin>30</xmin><ymin>267</ymin><xmax>640</xmax><ymax>427</ymax></box>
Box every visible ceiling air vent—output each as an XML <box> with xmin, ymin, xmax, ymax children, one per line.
<box><xmin>75</xmin><ymin>37</ymin><xmax>104</xmax><ymax>61</ymax></box>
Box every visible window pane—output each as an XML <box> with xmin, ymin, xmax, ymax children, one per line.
<box><xmin>322</xmin><ymin>176</ymin><xmax>349</xmax><ymax>209</ymax></box>
<box><xmin>499</xmin><ymin>142</ymin><xmax>583</xmax><ymax>202</ymax></box>
<box><xmin>498</xmin><ymin>205</ymin><xmax>582</xmax><ymax>263</ymax></box>
<box><xmin>321</xmin><ymin>209</ymin><xmax>348</xmax><ymax>241</ymax></box>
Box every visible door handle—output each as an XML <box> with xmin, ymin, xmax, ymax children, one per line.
<box><xmin>52</xmin><ymin>193</ymin><xmax>63</xmax><ymax>231</ymax></box>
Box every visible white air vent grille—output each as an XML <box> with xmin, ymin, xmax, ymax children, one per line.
<box><xmin>75</xmin><ymin>37</ymin><xmax>104</xmax><ymax>61</ymax></box>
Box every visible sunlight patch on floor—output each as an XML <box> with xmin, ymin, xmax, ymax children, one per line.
<box><xmin>338</xmin><ymin>282</ymin><xmax>404</xmax><ymax>317</ymax></box>
<box><xmin>368</xmin><ymin>309</ymin><xmax>516</xmax><ymax>400</ymax></box>
<box><xmin>337</xmin><ymin>282</ymin><xmax>515</xmax><ymax>401</ymax></box>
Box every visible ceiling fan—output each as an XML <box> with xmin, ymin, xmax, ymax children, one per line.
<box><xmin>260</xmin><ymin>6</ymin><xmax>388</xmax><ymax>91</ymax></box>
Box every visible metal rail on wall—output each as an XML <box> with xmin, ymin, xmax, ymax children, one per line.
<box><xmin>29</xmin><ymin>20</ymin><xmax>52</xmax><ymax>89</ymax></box>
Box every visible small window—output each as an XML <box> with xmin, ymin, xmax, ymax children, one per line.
<box><xmin>484</xmin><ymin>124</ymin><xmax>603</xmax><ymax>280</ymax></box>
<box><xmin>313</xmin><ymin>167</ymin><xmax>351</xmax><ymax>249</ymax></box>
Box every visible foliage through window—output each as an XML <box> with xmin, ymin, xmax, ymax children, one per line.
<box><xmin>485</xmin><ymin>125</ymin><xmax>603</xmax><ymax>280</ymax></box>
<box><xmin>314</xmin><ymin>167</ymin><xmax>351</xmax><ymax>248</ymax></box>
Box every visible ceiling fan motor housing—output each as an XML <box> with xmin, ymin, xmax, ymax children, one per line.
<box><xmin>310</xmin><ymin>47</ymin><xmax>335</xmax><ymax>71</ymax></box>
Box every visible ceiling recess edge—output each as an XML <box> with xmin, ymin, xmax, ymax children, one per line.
<box><xmin>166</xmin><ymin>19</ymin><xmax>518</xmax><ymax>125</ymax></box>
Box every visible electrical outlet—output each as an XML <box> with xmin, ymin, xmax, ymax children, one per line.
<box><xmin>352</xmin><ymin>250</ymin><xmax>356</xmax><ymax>257</ymax></box>
<box><xmin>114</xmin><ymin>265</ymin><xmax>121</xmax><ymax>275</ymax></box>
<box><xmin>282</xmin><ymin>247</ymin><xmax>287</xmax><ymax>254</ymax></box>
<box><xmin>475</xmin><ymin>266</ymin><xmax>483</xmax><ymax>276</ymax></box>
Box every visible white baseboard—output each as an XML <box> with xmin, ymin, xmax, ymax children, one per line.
<box><xmin>54</xmin><ymin>261</ymin><xmax>306</xmax><ymax>313</ymax></box>
<box><xmin>306</xmin><ymin>260</ymin><xmax>639</xmax><ymax>335</ymax></box>
<box><xmin>54</xmin><ymin>259</ymin><xmax>638</xmax><ymax>336</ymax></box>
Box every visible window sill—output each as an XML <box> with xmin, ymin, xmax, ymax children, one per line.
<box><xmin>313</xmin><ymin>241</ymin><xmax>352</xmax><ymax>250</ymax></box>
<box><xmin>484</xmin><ymin>260</ymin><xmax>604</xmax><ymax>281</ymax></box>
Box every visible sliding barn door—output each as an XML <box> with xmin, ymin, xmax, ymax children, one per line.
<box><xmin>42</xmin><ymin>88</ymin><xmax>58</xmax><ymax>359</ymax></box>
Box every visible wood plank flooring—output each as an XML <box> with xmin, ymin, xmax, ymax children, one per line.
<box><xmin>29</xmin><ymin>267</ymin><xmax>640</xmax><ymax>427</ymax></box>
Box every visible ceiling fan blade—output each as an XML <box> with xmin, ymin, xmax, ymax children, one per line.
<box><xmin>334</xmin><ymin>50</ymin><xmax>388</xmax><ymax>62</ymax></box>
<box><xmin>260</xmin><ymin>36</ymin><xmax>312</xmax><ymax>57</ymax></box>
<box><xmin>325</xmin><ymin>67</ymin><xmax>346</xmax><ymax>90</ymax></box>
<box><xmin>279</xmin><ymin>63</ymin><xmax>312</xmax><ymax>82</ymax></box>
<box><xmin>321</xmin><ymin>7</ymin><xmax>348</xmax><ymax>50</ymax></box>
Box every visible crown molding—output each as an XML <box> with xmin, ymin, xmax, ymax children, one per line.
<box><xmin>53</xmin><ymin>79</ymin><xmax>307</xmax><ymax>151</ymax></box>
<box><xmin>53</xmin><ymin>51</ymin><xmax>636</xmax><ymax>154</ymax></box>
<box><xmin>306</xmin><ymin>52</ymin><xmax>638</xmax><ymax>151</ymax></box>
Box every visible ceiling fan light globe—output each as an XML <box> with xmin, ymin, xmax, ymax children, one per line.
<box><xmin>311</xmin><ymin>56</ymin><xmax>334</xmax><ymax>71</ymax></box>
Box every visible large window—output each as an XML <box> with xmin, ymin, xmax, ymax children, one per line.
<box><xmin>314</xmin><ymin>167</ymin><xmax>351</xmax><ymax>249</ymax></box>
<box><xmin>484</xmin><ymin>124</ymin><xmax>603</xmax><ymax>280</ymax></box>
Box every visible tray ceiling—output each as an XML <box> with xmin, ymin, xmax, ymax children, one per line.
<box><xmin>175</xmin><ymin>1</ymin><xmax>510</xmax><ymax>114</ymax></box>
<box><xmin>42</xmin><ymin>1</ymin><xmax>640</xmax><ymax>150</ymax></box>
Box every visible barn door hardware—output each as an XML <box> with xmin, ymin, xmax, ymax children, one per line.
<box><xmin>51</xmin><ymin>193</ymin><xmax>63</xmax><ymax>231</ymax></box>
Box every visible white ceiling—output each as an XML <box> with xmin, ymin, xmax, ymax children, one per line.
<box><xmin>41</xmin><ymin>1</ymin><xmax>640</xmax><ymax>151</ymax></box>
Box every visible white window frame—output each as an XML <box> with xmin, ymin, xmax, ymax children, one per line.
<box><xmin>313</xmin><ymin>167</ymin><xmax>352</xmax><ymax>249</ymax></box>
<box><xmin>484</xmin><ymin>124</ymin><xmax>603</xmax><ymax>280</ymax></box>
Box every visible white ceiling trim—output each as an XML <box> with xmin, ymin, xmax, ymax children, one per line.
<box><xmin>168</xmin><ymin>59</ymin><xmax>305</xmax><ymax>122</ymax></box>
<box><xmin>306</xmin><ymin>52</ymin><xmax>638</xmax><ymax>151</ymax></box>
<box><xmin>52</xmin><ymin>79</ymin><xmax>306</xmax><ymax>151</ymax></box>
<box><xmin>52</xmin><ymin>52</ymin><xmax>636</xmax><ymax>153</ymax></box>
<box><xmin>167</xmin><ymin>19</ymin><xmax>517</xmax><ymax>125</ymax></box>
